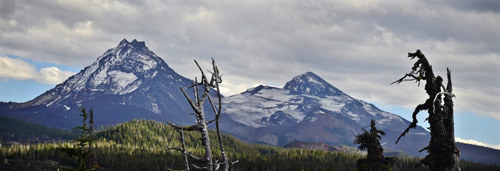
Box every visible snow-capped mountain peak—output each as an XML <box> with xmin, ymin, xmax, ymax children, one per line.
<box><xmin>65</xmin><ymin>39</ymin><xmax>163</xmax><ymax>95</ymax></box>
<box><xmin>18</xmin><ymin>39</ymin><xmax>192</xmax><ymax>114</ymax></box>
<box><xmin>284</xmin><ymin>72</ymin><xmax>345</xmax><ymax>97</ymax></box>
<box><xmin>222</xmin><ymin>72</ymin><xmax>429</xmax><ymax>156</ymax></box>
<box><xmin>4</xmin><ymin>39</ymin><xmax>213</xmax><ymax>127</ymax></box>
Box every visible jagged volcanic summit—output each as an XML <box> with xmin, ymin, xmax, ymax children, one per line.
<box><xmin>222</xmin><ymin>72</ymin><xmax>430</xmax><ymax>156</ymax></box>
<box><xmin>0</xmin><ymin>39</ymin><xmax>214</xmax><ymax>128</ymax></box>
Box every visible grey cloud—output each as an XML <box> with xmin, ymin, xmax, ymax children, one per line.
<box><xmin>423</xmin><ymin>0</ymin><xmax>500</xmax><ymax>14</ymax></box>
<box><xmin>0</xmin><ymin>0</ymin><xmax>16</xmax><ymax>18</ymax></box>
<box><xmin>0</xmin><ymin>0</ymin><xmax>498</xmax><ymax>120</ymax></box>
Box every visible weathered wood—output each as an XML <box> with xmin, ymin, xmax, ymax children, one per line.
<box><xmin>393</xmin><ymin>50</ymin><xmax>459</xmax><ymax>171</ymax></box>
<box><xmin>168</xmin><ymin>58</ymin><xmax>235</xmax><ymax>171</ymax></box>
<box><xmin>207</xmin><ymin>59</ymin><xmax>230</xmax><ymax>171</ymax></box>
<box><xmin>166</xmin><ymin>129</ymin><xmax>190</xmax><ymax>171</ymax></box>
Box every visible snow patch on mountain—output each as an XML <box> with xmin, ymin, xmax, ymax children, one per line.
<box><xmin>151</xmin><ymin>103</ymin><xmax>161</xmax><ymax>114</ymax></box>
<box><xmin>253</xmin><ymin>88</ymin><xmax>295</xmax><ymax>102</ymax></box>
<box><xmin>135</xmin><ymin>54</ymin><xmax>157</xmax><ymax>71</ymax></box>
<box><xmin>151</xmin><ymin>71</ymin><xmax>158</xmax><ymax>78</ymax></box>
<box><xmin>317</xmin><ymin>96</ymin><xmax>348</xmax><ymax>113</ymax></box>
<box><xmin>224</xmin><ymin>87</ymin><xmax>306</xmax><ymax>128</ymax></box>
<box><xmin>108</xmin><ymin>70</ymin><xmax>138</xmax><ymax>94</ymax></box>
<box><xmin>90</xmin><ymin>66</ymin><xmax>108</xmax><ymax>87</ymax></box>
<box><xmin>306</xmin><ymin>75</ymin><xmax>326</xmax><ymax>88</ymax></box>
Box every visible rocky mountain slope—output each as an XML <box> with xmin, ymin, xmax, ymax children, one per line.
<box><xmin>0</xmin><ymin>39</ymin><xmax>236</xmax><ymax>128</ymax></box>
<box><xmin>222</xmin><ymin>72</ymin><xmax>430</xmax><ymax>156</ymax></box>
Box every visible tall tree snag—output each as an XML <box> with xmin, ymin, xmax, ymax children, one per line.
<box><xmin>167</xmin><ymin>58</ymin><xmax>234</xmax><ymax>171</ymax></box>
<box><xmin>206</xmin><ymin>58</ymin><xmax>234</xmax><ymax>171</ymax></box>
<box><xmin>392</xmin><ymin>50</ymin><xmax>459</xmax><ymax>171</ymax></box>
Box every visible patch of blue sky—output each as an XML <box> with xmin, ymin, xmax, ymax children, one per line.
<box><xmin>6</xmin><ymin>54</ymin><xmax>81</xmax><ymax>73</ymax></box>
<box><xmin>0</xmin><ymin>79</ymin><xmax>54</xmax><ymax>103</ymax></box>
<box><xmin>1</xmin><ymin>54</ymin><xmax>80</xmax><ymax>103</ymax></box>
<box><xmin>370</xmin><ymin>101</ymin><xmax>500</xmax><ymax>147</ymax></box>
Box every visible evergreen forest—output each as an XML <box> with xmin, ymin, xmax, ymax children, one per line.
<box><xmin>1</xmin><ymin>119</ymin><xmax>499</xmax><ymax>170</ymax></box>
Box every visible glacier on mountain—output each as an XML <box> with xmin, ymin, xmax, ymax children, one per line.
<box><xmin>108</xmin><ymin>70</ymin><xmax>138</xmax><ymax>94</ymax></box>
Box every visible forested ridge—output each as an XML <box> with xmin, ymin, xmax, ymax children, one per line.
<box><xmin>1</xmin><ymin>119</ymin><xmax>499</xmax><ymax>170</ymax></box>
<box><xmin>0</xmin><ymin>115</ymin><xmax>76</xmax><ymax>145</ymax></box>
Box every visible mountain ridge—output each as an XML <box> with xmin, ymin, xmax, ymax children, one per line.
<box><xmin>0</xmin><ymin>40</ymin><xmax>485</xmax><ymax>160</ymax></box>
<box><xmin>0</xmin><ymin>39</ymin><xmax>226</xmax><ymax>128</ymax></box>
<box><xmin>222</xmin><ymin>71</ymin><xmax>430</xmax><ymax>156</ymax></box>
<box><xmin>284</xmin><ymin>71</ymin><xmax>347</xmax><ymax>97</ymax></box>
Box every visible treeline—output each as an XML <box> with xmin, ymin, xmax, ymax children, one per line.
<box><xmin>1</xmin><ymin>119</ymin><xmax>499</xmax><ymax>170</ymax></box>
<box><xmin>0</xmin><ymin>115</ymin><xmax>76</xmax><ymax>145</ymax></box>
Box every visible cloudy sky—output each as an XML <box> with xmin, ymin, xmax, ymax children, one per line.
<box><xmin>1</xmin><ymin>0</ymin><xmax>499</xmax><ymax>149</ymax></box>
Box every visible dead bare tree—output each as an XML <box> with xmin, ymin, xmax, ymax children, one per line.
<box><xmin>166</xmin><ymin>58</ymin><xmax>235</xmax><ymax>171</ymax></box>
<box><xmin>166</xmin><ymin>129</ymin><xmax>190</xmax><ymax>171</ymax></box>
<box><xmin>392</xmin><ymin>50</ymin><xmax>459</xmax><ymax>171</ymax></box>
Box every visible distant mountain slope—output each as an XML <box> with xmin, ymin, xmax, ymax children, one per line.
<box><xmin>458</xmin><ymin>142</ymin><xmax>500</xmax><ymax>165</ymax></box>
<box><xmin>0</xmin><ymin>39</ymin><xmax>241</xmax><ymax>129</ymax></box>
<box><xmin>0</xmin><ymin>115</ymin><xmax>75</xmax><ymax>145</ymax></box>
<box><xmin>283</xmin><ymin>141</ymin><xmax>343</xmax><ymax>152</ymax></box>
<box><xmin>222</xmin><ymin>72</ymin><xmax>430</xmax><ymax>156</ymax></box>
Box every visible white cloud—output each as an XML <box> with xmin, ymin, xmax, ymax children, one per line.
<box><xmin>0</xmin><ymin>56</ymin><xmax>74</xmax><ymax>85</ymax></box>
<box><xmin>456</xmin><ymin>137</ymin><xmax>500</xmax><ymax>150</ymax></box>
<box><xmin>0</xmin><ymin>56</ymin><xmax>37</xmax><ymax>80</ymax></box>
<box><xmin>36</xmin><ymin>67</ymin><xmax>74</xmax><ymax>85</ymax></box>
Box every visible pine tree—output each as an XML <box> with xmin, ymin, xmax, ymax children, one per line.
<box><xmin>354</xmin><ymin>119</ymin><xmax>393</xmax><ymax>171</ymax></box>
<box><xmin>58</xmin><ymin>108</ymin><xmax>97</xmax><ymax>171</ymax></box>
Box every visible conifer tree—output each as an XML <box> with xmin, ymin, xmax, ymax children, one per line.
<box><xmin>354</xmin><ymin>119</ymin><xmax>393</xmax><ymax>171</ymax></box>
<box><xmin>392</xmin><ymin>50</ymin><xmax>459</xmax><ymax>171</ymax></box>
<box><xmin>59</xmin><ymin>108</ymin><xmax>96</xmax><ymax>171</ymax></box>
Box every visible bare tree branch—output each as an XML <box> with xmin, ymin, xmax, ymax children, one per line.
<box><xmin>168</xmin><ymin>122</ymin><xmax>203</xmax><ymax>132</ymax></box>
<box><xmin>181</xmin><ymin>87</ymin><xmax>202</xmax><ymax>114</ymax></box>
<box><xmin>390</xmin><ymin>73</ymin><xmax>420</xmax><ymax>85</ymax></box>
<box><xmin>192</xmin><ymin>164</ymin><xmax>208</xmax><ymax>170</ymax></box>
<box><xmin>392</xmin><ymin>50</ymin><xmax>459</xmax><ymax>170</ymax></box>
<box><xmin>395</xmin><ymin>102</ymin><xmax>429</xmax><ymax>144</ymax></box>
<box><xmin>168</xmin><ymin>58</ymin><xmax>234</xmax><ymax>171</ymax></box>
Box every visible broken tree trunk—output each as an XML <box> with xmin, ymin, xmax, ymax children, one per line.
<box><xmin>443</xmin><ymin>68</ymin><xmax>460</xmax><ymax>170</ymax></box>
<box><xmin>207</xmin><ymin>59</ymin><xmax>230</xmax><ymax>171</ymax></box>
<box><xmin>392</xmin><ymin>50</ymin><xmax>459</xmax><ymax>171</ymax></box>
<box><xmin>178</xmin><ymin>76</ymin><xmax>214</xmax><ymax>171</ymax></box>
<box><xmin>167</xmin><ymin>58</ymin><xmax>234</xmax><ymax>171</ymax></box>
<box><xmin>166</xmin><ymin>128</ymin><xmax>190</xmax><ymax>171</ymax></box>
